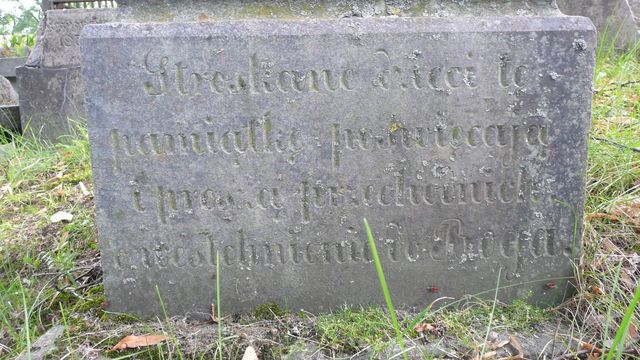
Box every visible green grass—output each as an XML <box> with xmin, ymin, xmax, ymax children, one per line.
<box><xmin>0</xmin><ymin>43</ymin><xmax>639</xmax><ymax>359</ymax></box>
<box><xmin>0</xmin><ymin>128</ymin><xmax>100</xmax><ymax>359</ymax></box>
<box><xmin>574</xmin><ymin>42</ymin><xmax>640</xmax><ymax>357</ymax></box>
<box><xmin>315</xmin><ymin>306</ymin><xmax>396</xmax><ymax>355</ymax></box>
<box><xmin>606</xmin><ymin>284</ymin><xmax>640</xmax><ymax>359</ymax></box>
<box><xmin>363</xmin><ymin>218</ymin><xmax>408</xmax><ymax>360</ymax></box>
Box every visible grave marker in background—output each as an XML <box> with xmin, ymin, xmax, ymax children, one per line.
<box><xmin>82</xmin><ymin>2</ymin><xmax>596</xmax><ymax>317</ymax></box>
<box><xmin>0</xmin><ymin>75</ymin><xmax>20</xmax><ymax>132</ymax></box>
<box><xmin>558</xmin><ymin>0</ymin><xmax>640</xmax><ymax>48</ymax></box>
<box><xmin>17</xmin><ymin>8</ymin><xmax>114</xmax><ymax>142</ymax></box>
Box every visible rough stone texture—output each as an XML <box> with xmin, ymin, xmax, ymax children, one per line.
<box><xmin>15</xmin><ymin>325</ymin><xmax>64</xmax><ymax>360</ymax></box>
<box><xmin>0</xmin><ymin>105</ymin><xmax>21</xmax><ymax>132</ymax></box>
<box><xmin>17</xmin><ymin>66</ymin><xmax>84</xmax><ymax>140</ymax></box>
<box><xmin>0</xmin><ymin>75</ymin><xmax>19</xmax><ymax>105</ymax></box>
<box><xmin>0</xmin><ymin>57</ymin><xmax>26</xmax><ymax>78</ymax></box>
<box><xmin>0</xmin><ymin>75</ymin><xmax>20</xmax><ymax>131</ymax></box>
<box><xmin>557</xmin><ymin>0</ymin><xmax>640</xmax><ymax>47</ymax></box>
<box><xmin>116</xmin><ymin>0</ymin><xmax>561</xmax><ymax>22</ymax></box>
<box><xmin>82</xmin><ymin>16</ymin><xmax>595</xmax><ymax>317</ymax></box>
<box><xmin>17</xmin><ymin>8</ymin><xmax>114</xmax><ymax>142</ymax></box>
<box><xmin>41</xmin><ymin>9</ymin><xmax>115</xmax><ymax>68</ymax></box>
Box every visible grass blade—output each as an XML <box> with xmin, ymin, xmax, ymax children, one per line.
<box><xmin>479</xmin><ymin>268</ymin><xmax>501</xmax><ymax>359</ymax></box>
<box><xmin>155</xmin><ymin>285</ymin><xmax>184</xmax><ymax>360</ymax></box>
<box><xmin>363</xmin><ymin>218</ymin><xmax>408</xmax><ymax>360</ymax></box>
<box><xmin>60</xmin><ymin>303</ymin><xmax>74</xmax><ymax>360</ymax></box>
<box><xmin>20</xmin><ymin>283</ymin><xmax>31</xmax><ymax>360</ymax></box>
<box><xmin>605</xmin><ymin>284</ymin><xmax>640</xmax><ymax>360</ymax></box>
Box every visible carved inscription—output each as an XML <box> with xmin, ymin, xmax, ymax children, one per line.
<box><xmin>47</xmin><ymin>15</ymin><xmax>112</xmax><ymax>49</ymax></box>
<box><xmin>110</xmin><ymin>47</ymin><xmax>570</xmax><ymax>276</ymax></box>
<box><xmin>127</xmin><ymin>167</ymin><xmax>551</xmax><ymax>225</ymax></box>
<box><xmin>141</xmin><ymin>50</ymin><xmax>529</xmax><ymax>96</ymax></box>
<box><xmin>82</xmin><ymin>16</ymin><xmax>595</xmax><ymax>315</ymax></box>
<box><xmin>109</xmin><ymin>114</ymin><xmax>552</xmax><ymax>173</ymax></box>
<box><xmin>143</xmin><ymin>52</ymin><xmax>355</xmax><ymax>96</ymax></box>
<box><xmin>112</xmin><ymin>219</ymin><xmax>568</xmax><ymax>273</ymax></box>
<box><xmin>48</xmin><ymin>20</ymin><xmax>89</xmax><ymax>48</ymax></box>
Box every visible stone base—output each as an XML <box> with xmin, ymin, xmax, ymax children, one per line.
<box><xmin>0</xmin><ymin>105</ymin><xmax>20</xmax><ymax>132</ymax></box>
<box><xmin>558</xmin><ymin>0</ymin><xmax>640</xmax><ymax>47</ymax></box>
<box><xmin>16</xmin><ymin>65</ymin><xmax>85</xmax><ymax>142</ymax></box>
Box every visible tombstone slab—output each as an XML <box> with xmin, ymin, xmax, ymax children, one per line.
<box><xmin>82</xmin><ymin>16</ymin><xmax>596</xmax><ymax>317</ymax></box>
<box><xmin>557</xmin><ymin>0</ymin><xmax>640</xmax><ymax>47</ymax></box>
<box><xmin>0</xmin><ymin>75</ymin><xmax>19</xmax><ymax>105</ymax></box>
<box><xmin>0</xmin><ymin>75</ymin><xmax>20</xmax><ymax>132</ymax></box>
<box><xmin>115</xmin><ymin>0</ymin><xmax>561</xmax><ymax>22</ymax></box>
<box><xmin>17</xmin><ymin>8</ymin><xmax>114</xmax><ymax>142</ymax></box>
<box><xmin>41</xmin><ymin>9</ymin><xmax>115</xmax><ymax>68</ymax></box>
<box><xmin>17</xmin><ymin>66</ymin><xmax>84</xmax><ymax>140</ymax></box>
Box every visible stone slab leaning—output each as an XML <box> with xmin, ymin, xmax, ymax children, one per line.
<box><xmin>81</xmin><ymin>5</ymin><xmax>596</xmax><ymax>317</ymax></box>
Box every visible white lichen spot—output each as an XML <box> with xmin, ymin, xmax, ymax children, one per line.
<box><xmin>432</xmin><ymin>163</ymin><xmax>450</xmax><ymax>178</ymax></box>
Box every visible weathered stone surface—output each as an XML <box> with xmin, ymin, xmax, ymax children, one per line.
<box><xmin>0</xmin><ymin>57</ymin><xmax>26</xmax><ymax>78</ymax></box>
<box><xmin>15</xmin><ymin>325</ymin><xmax>64</xmax><ymax>360</ymax></box>
<box><xmin>82</xmin><ymin>16</ymin><xmax>596</xmax><ymax>317</ymax></box>
<box><xmin>0</xmin><ymin>105</ymin><xmax>21</xmax><ymax>132</ymax></box>
<box><xmin>17</xmin><ymin>65</ymin><xmax>84</xmax><ymax>141</ymax></box>
<box><xmin>0</xmin><ymin>75</ymin><xmax>19</xmax><ymax>105</ymax></box>
<box><xmin>0</xmin><ymin>74</ymin><xmax>20</xmax><ymax>131</ymax></box>
<box><xmin>557</xmin><ymin>0</ymin><xmax>640</xmax><ymax>47</ymax></box>
<box><xmin>41</xmin><ymin>9</ymin><xmax>115</xmax><ymax>68</ymax></box>
<box><xmin>16</xmin><ymin>8</ymin><xmax>114</xmax><ymax>142</ymax></box>
<box><xmin>116</xmin><ymin>0</ymin><xmax>561</xmax><ymax>22</ymax></box>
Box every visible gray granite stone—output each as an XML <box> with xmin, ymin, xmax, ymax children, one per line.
<box><xmin>0</xmin><ymin>105</ymin><xmax>21</xmax><ymax>132</ymax></box>
<box><xmin>557</xmin><ymin>0</ymin><xmax>640</xmax><ymax>47</ymax></box>
<box><xmin>41</xmin><ymin>9</ymin><xmax>115</xmax><ymax>68</ymax></box>
<box><xmin>0</xmin><ymin>74</ymin><xmax>20</xmax><ymax>131</ymax></box>
<box><xmin>81</xmin><ymin>15</ymin><xmax>596</xmax><ymax>317</ymax></box>
<box><xmin>116</xmin><ymin>0</ymin><xmax>561</xmax><ymax>22</ymax></box>
<box><xmin>16</xmin><ymin>8</ymin><xmax>114</xmax><ymax>142</ymax></box>
<box><xmin>0</xmin><ymin>57</ymin><xmax>26</xmax><ymax>78</ymax></box>
<box><xmin>17</xmin><ymin>65</ymin><xmax>85</xmax><ymax>141</ymax></box>
<box><xmin>15</xmin><ymin>325</ymin><xmax>64</xmax><ymax>360</ymax></box>
<box><xmin>0</xmin><ymin>75</ymin><xmax>19</xmax><ymax>105</ymax></box>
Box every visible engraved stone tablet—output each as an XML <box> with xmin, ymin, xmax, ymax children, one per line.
<box><xmin>81</xmin><ymin>16</ymin><xmax>595</xmax><ymax>317</ymax></box>
<box><xmin>42</xmin><ymin>9</ymin><xmax>114</xmax><ymax>68</ymax></box>
<box><xmin>17</xmin><ymin>8</ymin><xmax>115</xmax><ymax>143</ymax></box>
